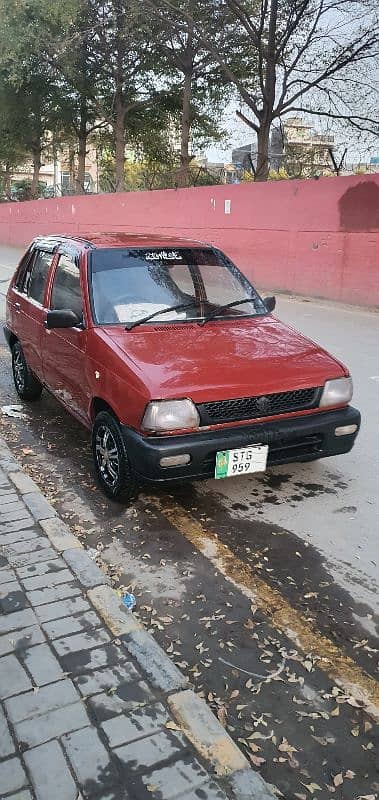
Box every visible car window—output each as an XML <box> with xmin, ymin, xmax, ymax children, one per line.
<box><xmin>27</xmin><ymin>251</ymin><xmax>54</xmax><ymax>304</ymax></box>
<box><xmin>15</xmin><ymin>249</ymin><xmax>34</xmax><ymax>291</ymax></box>
<box><xmin>90</xmin><ymin>248</ymin><xmax>266</xmax><ymax>325</ymax></box>
<box><xmin>51</xmin><ymin>254</ymin><xmax>83</xmax><ymax>319</ymax></box>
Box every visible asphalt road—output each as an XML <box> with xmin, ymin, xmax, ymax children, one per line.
<box><xmin>0</xmin><ymin>243</ymin><xmax>378</xmax><ymax>800</ymax></box>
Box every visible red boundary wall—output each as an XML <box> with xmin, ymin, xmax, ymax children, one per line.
<box><xmin>0</xmin><ymin>173</ymin><xmax>378</xmax><ymax>306</ymax></box>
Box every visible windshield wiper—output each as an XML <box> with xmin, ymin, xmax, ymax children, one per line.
<box><xmin>198</xmin><ymin>298</ymin><xmax>256</xmax><ymax>327</ymax></box>
<box><xmin>125</xmin><ymin>301</ymin><xmax>202</xmax><ymax>330</ymax></box>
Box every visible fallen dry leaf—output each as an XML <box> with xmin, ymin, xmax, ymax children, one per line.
<box><xmin>217</xmin><ymin>707</ymin><xmax>227</xmax><ymax>727</ymax></box>
<box><xmin>345</xmin><ymin>770</ymin><xmax>355</xmax><ymax>780</ymax></box>
<box><xmin>311</xmin><ymin>735</ymin><xmax>335</xmax><ymax>746</ymax></box>
<box><xmin>249</xmin><ymin>743</ymin><xmax>260</xmax><ymax>753</ymax></box>
<box><xmin>333</xmin><ymin>773</ymin><xmax>344</xmax><ymax>787</ymax></box>
<box><xmin>302</xmin><ymin>782</ymin><xmax>322</xmax><ymax>793</ymax></box>
<box><xmin>278</xmin><ymin>737</ymin><xmax>298</xmax><ymax>756</ymax></box>
<box><xmin>249</xmin><ymin>755</ymin><xmax>266</xmax><ymax>767</ymax></box>
<box><xmin>165</xmin><ymin>721</ymin><xmax>181</xmax><ymax>731</ymax></box>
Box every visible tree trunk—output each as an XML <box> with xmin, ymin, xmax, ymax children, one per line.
<box><xmin>75</xmin><ymin>135</ymin><xmax>87</xmax><ymax>194</ymax></box>
<box><xmin>30</xmin><ymin>148</ymin><xmax>42</xmax><ymax>199</ymax></box>
<box><xmin>4</xmin><ymin>164</ymin><xmax>12</xmax><ymax>200</ymax></box>
<box><xmin>177</xmin><ymin>69</ymin><xmax>193</xmax><ymax>188</ymax></box>
<box><xmin>255</xmin><ymin>125</ymin><xmax>270</xmax><ymax>181</ymax></box>
<box><xmin>75</xmin><ymin>101</ymin><xmax>88</xmax><ymax>194</ymax></box>
<box><xmin>114</xmin><ymin>96</ymin><xmax>126</xmax><ymax>193</ymax></box>
<box><xmin>68</xmin><ymin>145</ymin><xmax>76</xmax><ymax>191</ymax></box>
<box><xmin>114</xmin><ymin>120</ymin><xmax>125</xmax><ymax>192</ymax></box>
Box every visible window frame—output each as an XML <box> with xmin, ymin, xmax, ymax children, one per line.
<box><xmin>14</xmin><ymin>247</ymin><xmax>55</xmax><ymax>308</ymax></box>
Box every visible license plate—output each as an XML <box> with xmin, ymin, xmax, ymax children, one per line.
<box><xmin>215</xmin><ymin>444</ymin><xmax>268</xmax><ymax>479</ymax></box>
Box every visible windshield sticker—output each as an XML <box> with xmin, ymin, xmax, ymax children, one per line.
<box><xmin>145</xmin><ymin>250</ymin><xmax>183</xmax><ymax>261</ymax></box>
<box><xmin>113</xmin><ymin>302</ymin><xmax>187</xmax><ymax>323</ymax></box>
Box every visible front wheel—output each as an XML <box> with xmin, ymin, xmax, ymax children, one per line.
<box><xmin>11</xmin><ymin>341</ymin><xmax>43</xmax><ymax>401</ymax></box>
<box><xmin>92</xmin><ymin>411</ymin><xmax>139</xmax><ymax>503</ymax></box>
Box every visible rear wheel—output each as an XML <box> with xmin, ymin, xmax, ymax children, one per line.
<box><xmin>92</xmin><ymin>410</ymin><xmax>139</xmax><ymax>503</ymax></box>
<box><xmin>11</xmin><ymin>341</ymin><xmax>43</xmax><ymax>401</ymax></box>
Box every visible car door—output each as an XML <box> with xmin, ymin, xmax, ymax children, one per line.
<box><xmin>10</xmin><ymin>246</ymin><xmax>55</xmax><ymax>380</ymax></box>
<box><xmin>42</xmin><ymin>248</ymin><xmax>90</xmax><ymax>424</ymax></box>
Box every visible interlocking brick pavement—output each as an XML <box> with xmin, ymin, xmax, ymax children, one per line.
<box><xmin>0</xmin><ymin>456</ymin><xmax>233</xmax><ymax>800</ymax></box>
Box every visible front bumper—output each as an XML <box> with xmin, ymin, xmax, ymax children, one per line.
<box><xmin>122</xmin><ymin>405</ymin><xmax>361</xmax><ymax>484</ymax></box>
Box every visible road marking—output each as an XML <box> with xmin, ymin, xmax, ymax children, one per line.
<box><xmin>150</xmin><ymin>496</ymin><xmax>379</xmax><ymax>720</ymax></box>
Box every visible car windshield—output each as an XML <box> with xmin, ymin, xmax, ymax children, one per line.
<box><xmin>89</xmin><ymin>247</ymin><xmax>267</xmax><ymax>326</ymax></box>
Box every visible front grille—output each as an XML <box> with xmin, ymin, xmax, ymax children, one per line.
<box><xmin>198</xmin><ymin>387</ymin><xmax>320</xmax><ymax>425</ymax></box>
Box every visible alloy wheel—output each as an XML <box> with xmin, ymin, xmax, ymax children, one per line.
<box><xmin>95</xmin><ymin>425</ymin><xmax>120</xmax><ymax>488</ymax></box>
<box><xmin>13</xmin><ymin>348</ymin><xmax>25</xmax><ymax>393</ymax></box>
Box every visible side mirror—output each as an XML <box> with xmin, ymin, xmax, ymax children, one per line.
<box><xmin>264</xmin><ymin>295</ymin><xmax>276</xmax><ymax>313</ymax></box>
<box><xmin>46</xmin><ymin>309</ymin><xmax>82</xmax><ymax>329</ymax></box>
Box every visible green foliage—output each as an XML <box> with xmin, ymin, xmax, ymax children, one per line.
<box><xmin>11</xmin><ymin>179</ymin><xmax>47</xmax><ymax>201</ymax></box>
<box><xmin>268</xmin><ymin>168</ymin><xmax>290</xmax><ymax>181</ymax></box>
<box><xmin>0</xmin><ymin>0</ymin><xmax>246</xmax><ymax>194</ymax></box>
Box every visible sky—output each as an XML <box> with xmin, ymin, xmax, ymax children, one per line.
<box><xmin>203</xmin><ymin>100</ymin><xmax>379</xmax><ymax>166</ymax></box>
<box><xmin>202</xmin><ymin>4</ymin><xmax>379</xmax><ymax>166</ymax></box>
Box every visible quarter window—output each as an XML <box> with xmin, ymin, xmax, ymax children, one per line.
<box><xmin>15</xmin><ymin>249</ymin><xmax>34</xmax><ymax>291</ymax></box>
<box><xmin>51</xmin><ymin>255</ymin><xmax>83</xmax><ymax>320</ymax></box>
<box><xmin>27</xmin><ymin>251</ymin><xmax>54</xmax><ymax>304</ymax></box>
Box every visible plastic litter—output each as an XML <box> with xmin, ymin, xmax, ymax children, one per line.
<box><xmin>1</xmin><ymin>404</ymin><xmax>27</xmax><ymax>419</ymax></box>
<box><xmin>122</xmin><ymin>592</ymin><xmax>136</xmax><ymax>611</ymax></box>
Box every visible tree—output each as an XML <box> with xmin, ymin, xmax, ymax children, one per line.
<box><xmin>50</xmin><ymin>0</ymin><xmax>105</xmax><ymax>193</ymax></box>
<box><xmin>0</xmin><ymin>0</ymin><xmax>76</xmax><ymax>197</ymax></box>
<box><xmin>86</xmin><ymin>0</ymin><xmax>168</xmax><ymax>192</ymax></box>
<box><xmin>149</xmin><ymin>0</ymin><xmax>379</xmax><ymax>180</ymax></box>
<box><xmin>0</xmin><ymin>0</ymin><xmax>104</xmax><ymax>196</ymax></box>
<box><xmin>147</xmin><ymin>1</ymin><xmax>231</xmax><ymax>186</ymax></box>
<box><xmin>0</xmin><ymin>83</ymin><xmax>29</xmax><ymax>199</ymax></box>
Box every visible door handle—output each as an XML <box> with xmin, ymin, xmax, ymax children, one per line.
<box><xmin>14</xmin><ymin>302</ymin><xmax>21</xmax><ymax>310</ymax></box>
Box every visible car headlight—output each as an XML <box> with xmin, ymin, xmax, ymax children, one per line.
<box><xmin>142</xmin><ymin>399</ymin><xmax>200</xmax><ymax>432</ymax></box>
<box><xmin>319</xmin><ymin>377</ymin><xmax>353</xmax><ymax>408</ymax></box>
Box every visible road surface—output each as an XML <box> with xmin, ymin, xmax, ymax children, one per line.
<box><xmin>0</xmin><ymin>243</ymin><xmax>378</xmax><ymax>800</ymax></box>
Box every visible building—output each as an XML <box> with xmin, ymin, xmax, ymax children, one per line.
<box><xmin>232</xmin><ymin>116</ymin><xmax>335</xmax><ymax>177</ymax></box>
<box><xmin>8</xmin><ymin>140</ymin><xmax>99</xmax><ymax>199</ymax></box>
<box><xmin>271</xmin><ymin>117</ymin><xmax>334</xmax><ymax>176</ymax></box>
<box><xmin>194</xmin><ymin>157</ymin><xmax>241</xmax><ymax>184</ymax></box>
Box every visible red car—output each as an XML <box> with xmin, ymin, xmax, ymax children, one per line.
<box><xmin>5</xmin><ymin>232</ymin><xmax>360</xmax><ymax>502</ymax></box>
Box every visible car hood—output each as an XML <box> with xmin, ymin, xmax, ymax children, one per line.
<box><xmin>103</xmin><ymin>316</ymin><xmax>346</xmax><ymax>402</ymax></box>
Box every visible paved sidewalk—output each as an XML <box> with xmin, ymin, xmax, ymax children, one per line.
<box><xmin>0</xmin><ymin>439</ymin><xmax>273</xmax><ymax>800</ymax></box>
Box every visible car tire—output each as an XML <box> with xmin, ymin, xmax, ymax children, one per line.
<box><xmin>11</xmin><ymin>341</ymin><xmax>43</xmax><ymax>401</ymax></box>
<box><xmin>92</xmin><ymin>410</ymin><xmax>139</xmax><ymax>503</ymax></box>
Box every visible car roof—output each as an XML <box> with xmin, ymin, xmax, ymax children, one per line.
<box><xmin>32</xmin><ymin>232</ymin><xmax>209</xmax><ymax>251</ymax></box>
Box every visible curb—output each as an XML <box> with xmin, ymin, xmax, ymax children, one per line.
<box><xmin>0</xmin><ymin>436</ymin><xmax>276</xmax><ymax>800</ymax></box>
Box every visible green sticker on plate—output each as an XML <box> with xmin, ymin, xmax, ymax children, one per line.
<box><xmin>215</xmin><ymin>450</ymin><xmax>229</xmax><ymax>479</ymax></box>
